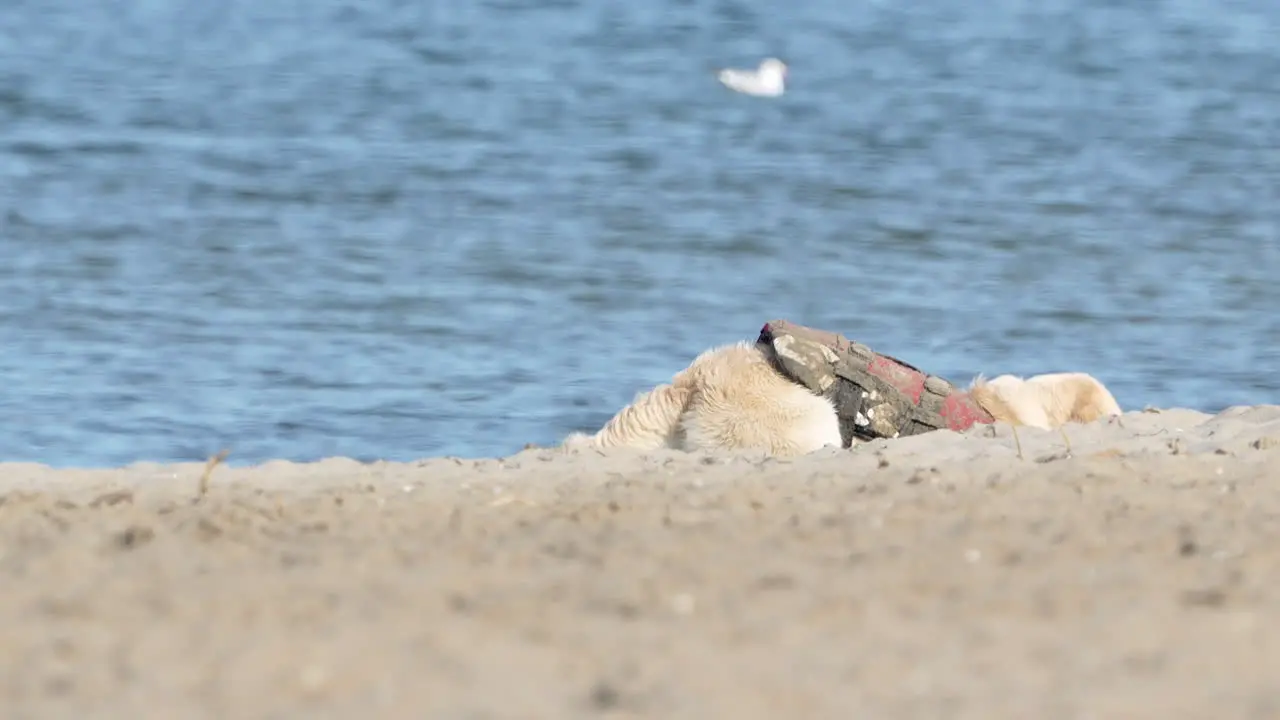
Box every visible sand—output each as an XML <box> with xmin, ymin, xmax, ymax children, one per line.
<box><xmin>2</xmin><ymin>406</ymin><xmax>1280</xmax><ymax>719</ymax></box>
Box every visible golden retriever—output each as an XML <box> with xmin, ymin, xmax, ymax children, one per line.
<box><xmin>563</xmin><ymin>341</ymin><xmax>1121</xmax><ymax>457</ymax></box>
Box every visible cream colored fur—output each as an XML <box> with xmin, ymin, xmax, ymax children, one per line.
<box><xmin>564</xmin><ymin>341</ymin><xmax>842</xmax><ymax>456</ymax></box>
<box><xmin>565</xmin><ymin>343</ymin><xmax>1122</xmax><ymax>456</ymax></box>
<box><xmin>967</xmin><ymin>372</ymin><xmax>1122</xmax><ymax>430</ymax></box>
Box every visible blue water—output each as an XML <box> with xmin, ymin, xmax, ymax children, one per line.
<box><xmin>2</xmin><ymin>0</ymin><xmax>1277</xmax><ymax>467</ymax></box>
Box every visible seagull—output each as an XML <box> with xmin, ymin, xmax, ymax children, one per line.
<box><xmin>716</xmin><ymin>58</ymin><xmax>788</xmax><ymax>97</ymax></box>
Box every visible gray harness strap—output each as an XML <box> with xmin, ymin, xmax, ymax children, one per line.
<box><xmin>757</xmin><ymin>320</ymin><xmax>977</xmax><ymax>446</ymax></box>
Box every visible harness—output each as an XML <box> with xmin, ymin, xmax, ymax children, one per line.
<box><xmin>757</xmin><ymin>320</ymin><xmax>994</xmax><ymax>446</ymax></box>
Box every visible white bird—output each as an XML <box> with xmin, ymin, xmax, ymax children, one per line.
<box><xmin>716</xmin><ymin>58</ymin><xmax>788</xmax><ymax>97</ymax></box>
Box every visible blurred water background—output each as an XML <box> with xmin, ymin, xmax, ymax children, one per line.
<box><xmin>2</xmin><ymin>0</ymin><xmax>1277</xmax><ymax>467</ymax></box>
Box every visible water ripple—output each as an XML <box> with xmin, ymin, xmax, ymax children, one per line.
<box><xmin>0</xmin><ymin>0</ymin><xmax>1277</xmax><ymax>466</ymax></box>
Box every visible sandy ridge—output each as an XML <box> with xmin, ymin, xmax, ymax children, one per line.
<box><xmin>1</xmin><ymin>405</ymin><xmax>1278</xmax><ymax>718</ymax></box>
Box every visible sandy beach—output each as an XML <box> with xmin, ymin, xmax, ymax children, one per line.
<box><xmin>3</xmin><ymin>406</ymin><xmax>1279</xmax><ymax>719</ymax></box>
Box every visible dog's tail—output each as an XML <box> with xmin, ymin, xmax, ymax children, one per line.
<box><xmin>564</xmin><ymin>382</ymin><xmax>694</xmax><ymax>451</ymax></box>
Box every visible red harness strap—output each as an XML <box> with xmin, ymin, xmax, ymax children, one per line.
<box><xmin>761</xmin><ymin>321</ymin><xmax>994</xmax><ymax>432</ymax></box>
<box><xmin>862</xmin><ymin>354</ymin><xmax>994</xmax><ymax>431</ymax></box>
<box><xmin>939</xmin><ymin>392</ymin><xmax>995</xmax><ymax>431</ymax></box>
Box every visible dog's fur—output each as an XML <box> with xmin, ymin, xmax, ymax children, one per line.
<box><xmin>969</xmin><ymin>372</ymin><xmax>1122</xmax><ymax>431</ymax></box>
<box><xmin>564</xmin><ymin>341</ymin><xmax>1122</xmax><ymax>456</ymax></box>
